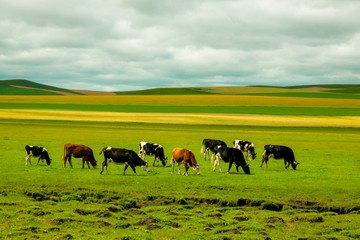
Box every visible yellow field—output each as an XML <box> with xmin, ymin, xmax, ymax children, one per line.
<box><xmin>1</xmin><ymin>109</ymin><xmax>359</xmax><ymax>128</ymax></box>
<box><xmin>0</xmin><ymin>95</ymin><xmax>359</xmax><ymax>107</ymax></box>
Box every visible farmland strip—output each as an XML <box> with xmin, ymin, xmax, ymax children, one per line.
<box><xmin>0</xmin><ymin>109</ymin><xmax>359</xmax><ymax>128</ymax></box>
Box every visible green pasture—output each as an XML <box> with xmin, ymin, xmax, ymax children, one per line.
<box><xmin>243</xmin><ymin>92</ymin><xmax>360</xmax><ymax>99</ymax></box>
<box><xmin>0</xmin><ymin>118</ymin><xmax>359</xmax><ymax>239</ymax></box>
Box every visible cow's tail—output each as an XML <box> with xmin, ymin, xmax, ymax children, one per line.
<box><xmin>200</xmin><ymin>142</ymin><xmax>204</xmax><ymax>154</ymax></box>
<box><xmin>62</xmin><ymin>144</ymin><xmax>67</xmax><ymax>160</ymax></box>
<box><xmin>99</xmin><ymin>147</ymin><xmax>107</xmax><ymax>155</ymax></box>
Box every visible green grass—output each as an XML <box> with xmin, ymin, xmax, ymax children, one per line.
<box><xmin>0</xmin><ymin>118</ymin><xmax>359</xmax><ymax>239</ymax></box>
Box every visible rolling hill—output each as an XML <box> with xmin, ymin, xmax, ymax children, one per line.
<box><xmin>0</xmin><ymin>79</ymin><xmax>82</xmax><ymax>95</ymax></box>
<box><xmin>0</xmin><ymin>79</ymin><xmax>359</xmax><ymax>98</ymax></box>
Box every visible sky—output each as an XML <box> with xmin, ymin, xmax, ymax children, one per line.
<box><xmin>1</xmin><ymin>0</ymin><xmax>360</xmax><ymax>91</ymax></box>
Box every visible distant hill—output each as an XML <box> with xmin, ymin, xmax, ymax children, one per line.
<box><xmin>115</xmin><ymin>85</ymin><xmax>360</xmax><ymax>97</ymax></box>
<box><xmin>0</xmin><ymin>79</ymin><xmax>359</xmax><ymax>98</ymax></box>
<box><xmin>0</xmin><ymin>79</ymin><xmax>82</xmax><ymax>95</ymax></box>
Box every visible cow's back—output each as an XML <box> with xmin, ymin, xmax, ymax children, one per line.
<box><xmin>64</xmin><ymin>144</ymin><xmax>90</xmax><ymax>158</ymax></box>
<box><xmin>172</xmin><ymin>148</ymin><xmax>191</xmax><ymax>162</ymax></box>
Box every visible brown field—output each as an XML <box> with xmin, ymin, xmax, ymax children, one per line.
<box><xmin>0</xmin><ymin>95</ymin><xmax>359</xmax><ymax>107</ymax></box>
<box><xmin>1</xmin><ymin>109</ymin><xmax>359</xmax><ymax>128</ymax></box>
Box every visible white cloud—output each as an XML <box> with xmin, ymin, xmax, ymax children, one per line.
<box><xmin>0</xmin><ymin>0</ymin><xmax>359</xmax><ymax>91</ymax></box>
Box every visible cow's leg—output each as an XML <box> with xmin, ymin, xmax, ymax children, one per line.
<box><xmin>183</xmin><ymin>163</ymin><xmax>189</xmax><ymax>176</ymax></box>
<box><xmin>68</xmin><ymin>156</ymin><xmax>73</xmax><ymax>168</ymax></box>
<box><xmin>100</xmin><ymin>161</ymin><xmax>106</xmax><ymax>174</ymax></box>
<box><xmin>129</xmin><ymin>164</ymin><xmax>137</xmax><ymax>175</ymax></box>
<box><xmin>123</xmin><ymin>164</ymin><xmax>129</xmax><ymax>175</ymax></box>
<box><xmin>213</xmin><ymin>154</ymin><xmax>222</xmax><ymax>172</ymax></box>
<box><xmin>83</xmin><ymin>159</ymin><xmax>90</xmax><ymax>169</ymax></box>
<box><xmin>261</xmin><ymin>151</ymin><xmax>268</xmax><ymax>168</ymax></box>
<box><xmin>177</xmin><ymin>162</ymin><xmax>181</xmax><ymax>175</ymax></box>
<box><xmin>284</xmin><ymin>160</ymin><xmax>288</xmax><ymax>169</ymax></box>
<box><xmin>25</xmin><ymin>154</ymin><xmax>32</xmax><ymax>166</ymax></box>
<box><xmin>171</xmin><ymin>158</ymin><xmax>175</xmax><ymax>174</ymax></box>
<box><xmin>37</xmin><ymin>157</ymin><xmax>42</xmax><ymax>165</ymax></box>
<box><xmin>261</xmin><ymin>159</ymin><xmax>269</xmax><ymax>168</ymax></box>
<box><xmin>227</xmin><ymin>161</ymin><xmax>233</xmax><ymax>174</ymax></box>
<box><xmin>204</xmin><ymin>148</ymin><xmax>209</xmax><ymax>160</ymax></box>
<box><xmin>212</xmin><ymin>157</ymin><xmax>217</xmax><ymax>171</ymax></box>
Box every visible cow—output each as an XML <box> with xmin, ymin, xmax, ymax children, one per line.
<box><xmin>25</xmin><ymin>145</ymin><xmax>51</xmax><ymax>166</ymax></box>
<box><xmin>261</xmin><ymin>144</ymin><xmax>299</xmax><ymax>170</ymax></box>
<box><xmin>233</xmin><ymin>140</ymin><xmax>257</xmax><ymax>161</ymax></box>
<box><xmin>214</xmin><ymin>145</ymin><xmax>250</xmax><ymax>174</ymax></box>
<box><xmin>200</xmin><ymin>139</ymin><xmax>227</xmax><ymax>161</ymax></box>
<box><xmin>100</xmin><ymin>146</ymin><xmax>150</xmax><ymax>175</ymax></box>
<box><xmin>62</xmin><ymin>144</ymin><xmax>97</xmax><ymax>169</ymax></box>
<box><xmin>139</xmin><ymin>141</ymin><xmax>167</xmax><ymax>166</ymax></box>
<box><xmin>171</xmin><ymin>148</ymin><xmax>200</xmax><ymax>176</ymax></box>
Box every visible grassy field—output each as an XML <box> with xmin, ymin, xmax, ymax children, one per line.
<box><xmin>0</xmin><ymin>93</ymin><xmax>359</xmax><ymax>239</ymax></box>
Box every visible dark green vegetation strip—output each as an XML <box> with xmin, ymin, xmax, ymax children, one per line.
<box><xmin>1</xmin><ymin>102</ymin><xmax>359</xmax><ymax>116</ymax></box>
<box><xmin>242</xmin><ymin>92</ymin><xmax>360</xmax><ymax>99</ymax></box>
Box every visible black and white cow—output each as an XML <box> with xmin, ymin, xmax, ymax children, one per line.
<box><xmin>139</xmin><ymin>141</ymin><xmax>167</xmax><ymax>166</ymax></box>
<box><xmin>200</xmin><ymin>139</ymin><xmax>227</xmax><ymax>160</ymax></box>
<box><xmin>100</xmin><ymin>146</ymin><xmax>150</xmax><ymax>175</ymax></box>
<box><xmin>213</xmin><ymin>145</ymin><xmax>250</xmax><ymax>174</ymax></box>
<box><xmin>25</xmin><ymin>145</ymin><xmax>51</xmax><ymax>166</ymax></box>
<box><xmin>233</xmin><ymin>140</ymin><xmax>257</xmax><ymax>161</ymax></box>
<box><xmin>261</xmin><ymin>144</ymin><xmax>299</xmax><ymax>170</ymax></box>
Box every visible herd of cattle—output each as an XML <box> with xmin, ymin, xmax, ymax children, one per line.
<box><xmin>24</xmin><ymin>139</ymin><xmax>299</xmax><ymax>176</ymax></box>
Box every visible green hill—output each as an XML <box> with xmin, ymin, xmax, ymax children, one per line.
<box><xmin>0</xmin><ymin>79</ymin><xmax>359</xmax><ymax>98</ymax></box>
<box><xmin>0</xmin><ymin>79</ymin><xmax>82</xmax><ymax>95</ymax></box>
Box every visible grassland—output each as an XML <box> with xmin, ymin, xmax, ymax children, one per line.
<box><xmin>0</xmin><ymin>90</ymin><xmax>359</xmax><ymax>239</ymax></box>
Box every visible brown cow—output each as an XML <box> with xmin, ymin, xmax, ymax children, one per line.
<box><xmin>63</xmin><ymin>144</ymin><xmax>97</xmax><ymax>169</ymax></box>
<box><xmin>171</xmin><ymin>148</ymin><xmax>200</xmax><ymax>176</ymax></box>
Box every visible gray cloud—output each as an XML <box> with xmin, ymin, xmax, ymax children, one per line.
<box><xmin>0</xmin><ymin>0</ymin><xmax>359</xmax><ymax>91</ymax></box>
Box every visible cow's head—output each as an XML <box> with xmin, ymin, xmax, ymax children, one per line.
<box><xmin>89</xmin><ymin>159</ymin><xmax>97</xmax><ymax>168</ymax></box>
<box><xmin>42</xmin><ymin>148</ymin><xmax>51</xmax><ymax>165</ymax></box>
<box><xmin>141</xmin><ymin>161</ymin><xmax>150</xmax><ymax>172</ymax></box>
<box><xmin>291</xmin><ymin>161</ymin><xmax>299</xmax><ymax>170</ymax></box>
<box><xmin>193</xmin><ymin>164</ymin><xmax>200</xmax><ymax>175</ymax></box>
<box><xmin>242</xmin><ymin>164</ymin><xmax>251</xmax><ymax>174</ymax></box>
<box><xmin>248</xmin><ymin>146</ymin><xmax>257</xmax><ymax>160</ymax></box>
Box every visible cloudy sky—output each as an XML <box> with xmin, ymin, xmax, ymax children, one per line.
<box><xmin>1</xmin><ymin>0</ymin><xmax>359</xmax><ymax>91</ymax></box>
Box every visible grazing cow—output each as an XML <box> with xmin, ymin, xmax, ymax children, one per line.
<box><xmin>25</xmin><ymin>145</ymin><xmax>51</xmax><ymax>166</ymax></box>
<box><xmin>100</xmin><ymin>146</ymin><xmax>150</xmax><ymax>175</ymax></box>
<box><xmin>200</xmin><ymin>139</ymin><xmax>227</xmax><ymax>160</ymax></box>
<box><xmin>261</xmin><ymin>144</ymin><xmax>299</xmax><ymax>170</ymax></box>
<box><xmin>233</xmin><ymin>140</ymin><xmax>257</xmax><ymax>161</ymax></box>
<box><xmin>139</xmin><ymin>141</ymin><xmax>167</xmax><ymax>166</ymax></box>
<box><xmin>62</xmin><ymin>144</ymin><xmax>97</xmax><ymax>169</ymax></box>
<box><xmin>214</xmin><ymin>145</ymin><xmax>250</xmax><ymax>174</ymax></box>
<box><xmin>171</xmin><ymin>148</ymin><xmax>200</xmax><ymax>176</ymax></box>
